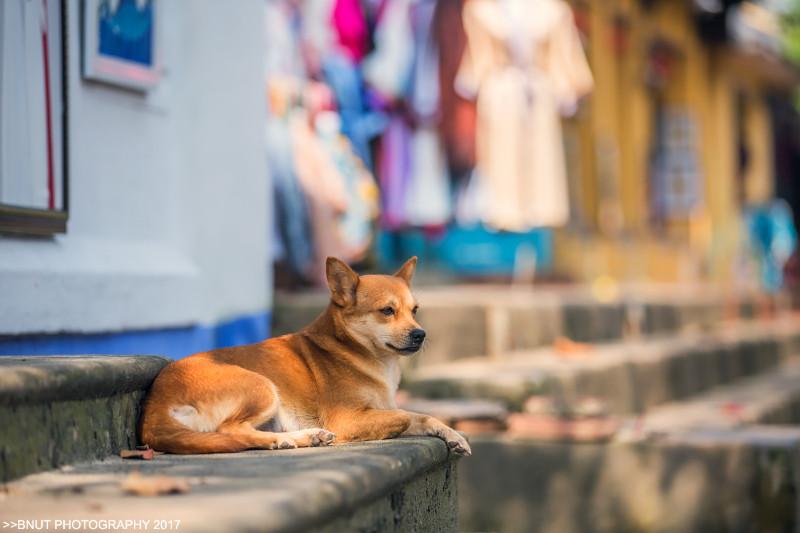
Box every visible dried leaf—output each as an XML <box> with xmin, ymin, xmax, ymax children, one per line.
<box><xmin>120</xmin><ymin>448</ymin><xmax>155</xmax><ymax>460</ymax></box>
<box><xmin>121</xmin><ymin>472</ymin><xmax>190</xmax><ymax>497</ymax></box>
<box><xmin>553</xmin><ymin>336</ymin><xmax>593</xmax><ymax>357</ymax></box>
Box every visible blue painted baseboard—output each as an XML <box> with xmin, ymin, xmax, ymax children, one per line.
<box><xmin>0</xmin><ymin>310</ymin><xmax>271</xmax><ymax>360</ymax></box>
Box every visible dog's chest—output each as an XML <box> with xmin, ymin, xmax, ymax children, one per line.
<box><xmin>373</xmin><ymin>359</ymin><xmax>401</xmax><ymax>409</ymax></box>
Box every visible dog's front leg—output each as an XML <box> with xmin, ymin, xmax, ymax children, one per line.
<box><xmin>326</xmin><ymin>409</ymin><xmax>412</xmax><ymax>443</ymax></box>
<box><xmin>402</xmin><ymin>411</ymin><xmax>472</xmax><ymax>456</ymax></box>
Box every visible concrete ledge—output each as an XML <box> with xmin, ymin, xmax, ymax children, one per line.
<box><xmin>0</xmin><ymin>356</ymin><xmax>170</xmax><ymax>481</ymax></box>
<box><xmin>0</xmin><ymin>356</ymin><xmax>170</xmax><ymax>404</ymax></box>
<box><xmin>406</xmin><ymin>320</ymin><xmax>800</xmax><ymax>413</ymax></box>
<box><xmin>0</xmin><ymin>438</ymin><xmax>458</xmax><ymax>533</ymax></box>
<box><xmin>273</xmin><ymin>286</ymin><xmax>765</xmax><ymax>366</ymax></box>
<box><xmin>459</xmin><ymin>429</ymin><xmax>800</xmax><ymax>533</ymax></box>
<box><xmin>638</xmin><ymin>358</ymin><xmax>800</xmax><ymax>435</ymax></box>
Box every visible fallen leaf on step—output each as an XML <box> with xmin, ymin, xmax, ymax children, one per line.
<box><xmin>120</xmin><ymin>445</ymin><xmax>164</xmax><ymax>460</ymax></box>
<box><xmin>120</xmin><ymin>448</ymin><xmax>155</xmax><ymax>460</ymax></box>
<box><xmin>121</xmin><ymin>472</ymin><xmax>190</xmax><ymax>497</ymax></box>
<box><xmin>553</xmin><ymin>336</ymin><xmax>593</xmax><ymax>357</ymax></box>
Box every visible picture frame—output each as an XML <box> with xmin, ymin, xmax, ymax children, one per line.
<box><xmin>81</xmin><ymin>0</ymin><xmax>159</xmax><ymax>91</ymax></box>
<box><xmin>0</xmin><ymin>0</ymin><xmax>68</xmax><ymax>236</ymax></box>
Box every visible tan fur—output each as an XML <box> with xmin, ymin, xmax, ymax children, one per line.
<box><xmin>139</xmin><ymin>257</ymin><xmax>471</xmax><ymax>456</ymax></box>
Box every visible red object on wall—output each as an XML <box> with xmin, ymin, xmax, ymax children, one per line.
<box><xmin>41</xmin><ymin>0</ymin><xmax>55</xmax><ymax>210</ymax></box>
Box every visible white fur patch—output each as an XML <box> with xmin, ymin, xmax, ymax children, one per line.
<box><xmin>383</xmin><ymin>359</ymin><xmax>401</xmax><ymax>407</ymax></box>
<box><xmin>169</xmin><ymin>400</ymin><xmax>238</xmax><ymax>432</ymax></box>
<box><xmin>274</xmin><ymin>404</ymin><xmax>319</xmax><ymax>432</ymax></box>
<box><xmin>275</xmin><ymin>406</ymin><xmax>302</xmax><ymax>432</ymax></box>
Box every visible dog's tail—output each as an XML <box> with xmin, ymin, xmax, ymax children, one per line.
<box><xmin>141</xmin><ymin>427</ymin><xmax>255</xmax><ymax>454</ymax></box>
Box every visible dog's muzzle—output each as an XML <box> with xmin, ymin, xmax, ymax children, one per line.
<box><xmin>387</xmin><ymin>329</ymin><xmax>426</xmax><ymax>355</ymax></box>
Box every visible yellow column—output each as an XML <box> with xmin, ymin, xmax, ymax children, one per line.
<box><xmin>744</xmin><ymin>90</ymin><xmax>775</xmax><ymax>203</ymax></box>
<box><xmin>706</xmin><ymin>54</ymin><xmax>739</xmax><ymax>281</ymax></box>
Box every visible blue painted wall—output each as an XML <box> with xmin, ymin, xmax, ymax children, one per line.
<box><xmin>0</xmin><ymin>311</ymin><xmax>270</xmax><ymax>360</ymax></box>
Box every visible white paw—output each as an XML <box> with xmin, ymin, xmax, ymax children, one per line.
<box><xmin>311</xmin><ymin>429</ymin><xmax>336</xmax><ymax>446</ymax></box>
<box><xmin>443</xmin><ymin>429</ymin><xmax>472</xmax><ymax>457</ymax></box>
<box><xmin>277</xmin><ymin>438</ymin><xmax>297</xmax><ymax>449</ymax></box>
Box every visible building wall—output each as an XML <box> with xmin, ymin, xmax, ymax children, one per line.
<box><xmin>555</xmin><ymin>0</ymin><xmax>783</xmax><ymax>285</ymax></box>
<box><xmin>0</xmin><ymin>0</ymin><xmax>271</xmax><ymax>358</ymax></box>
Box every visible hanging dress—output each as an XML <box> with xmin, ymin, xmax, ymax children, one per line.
<box><xmin>457</xmin><ymin>0</ymin><xmax>593</xmax><ymax>231</ymax></box>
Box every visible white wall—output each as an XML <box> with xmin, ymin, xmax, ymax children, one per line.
<box><xmin>0</xmin><ymin>0</ymin><xmax>271</xmax><ymax>334</ymax></box>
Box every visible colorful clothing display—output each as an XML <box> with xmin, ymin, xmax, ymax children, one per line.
<box><xmin>265</xmin><ymin>0</ymin><xmax>593</xmax><ymax>285</ymax></box>
<box><xmin>457</xmin><ymin>0</ymin><xmax>593</xmax><ymax>231</ymax></box>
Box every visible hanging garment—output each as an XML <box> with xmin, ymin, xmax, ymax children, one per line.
<box><xmin>405</xmin><ymin>127</ymin><xmax>451</xmax><ymax>226</ymax></box>
<box><xmin>455</xmin><ymin>168</ymin><xmax>489</xmax><ymax>227</ymax></box>
<box><xmin>746</xmin><ymin>200</ymin><xmax>798</xmax><ymax>294</ymax></box>
<box><xmin>378</xmin><ymin>115</ymin><xmax>412</xmax><ymax>229</ymax></box>
<box><xmin>409</xmin><ymin>0</ymin><xmax>440</xmax><ymax>121</ymax></box>
<box><xmin>322</xmin><ymin>52</ymin><xmax>388</xmax><ymax>168</ymax></box>
<box><xmin>331</xmin><ymin>0</ymin><xmax>370</xmax><ymax>62</ymax></box>
<box><xmin>457</xmin><ymin>0</ymin><xmax>593</xmax><ymax>231</ymax></box>
<box><xmin>301</xmin><ymin>0</ymin><xmax>335</xmax><ymax>57</ymax></box>
<box><xmin>264</xmin><ymin>0</ymin><xmax>305</xmax><ymax>79</ymax></box>
<box><xmin>289</xmin><ymin>110</ymin><xmax>350</xmax><ymax>285</ymax></box>
<box><xmin>268</xmin><ymin>116</ymin><xmax>314</xmax><ymax>278</ymax></box>
<box><xmin>362</xmin><ymin>0</ymin><xmax>414</xmax><ymax>100</ymax></box>
<box><xmin>403</xmin><ymin>0</ymin><xmax>451</xmax><ymax>227</ymax></box>
<box><xmin>433</xmin><ymin>0</ymin><xmax>477</xmax><ymax>175</ymax></box>
<box><xmin>316</xmin><ymin>111</ymin><xmax>380</xmax><ymax>260</ymax></box>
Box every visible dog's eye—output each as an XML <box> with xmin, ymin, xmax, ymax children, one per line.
<box><xmin>412</xmin><ymin>306</ymin><xmax>419</xmax><ymax>316</ymax></box>
<box><xmin>380</xmin><ymin>307</ymin><xmax>395</xmax><ymax>316</ymax></box>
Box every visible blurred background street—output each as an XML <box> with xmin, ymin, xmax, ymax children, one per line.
<box><xmin>5</xmin><ymin>0</ymin><xmax>800</xmax><ymax>531</ymax></box>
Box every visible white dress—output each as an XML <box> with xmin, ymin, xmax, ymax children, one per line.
<box><xmin>457</xmin><ymin>0</ymin><xmax>593</xmax><ymax>231</ymax></box>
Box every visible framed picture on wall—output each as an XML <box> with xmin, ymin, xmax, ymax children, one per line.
<box><xmin>82</xmin><ymin>0</ymin><xmax>159</xmax><ymax>90</ymax></box>
<box><xmin>0</xmin><ymin>0</ymin><xmax>68</xmax><ymax>236</ymax></box>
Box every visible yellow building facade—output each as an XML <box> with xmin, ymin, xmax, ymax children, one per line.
<box><xmin>556</xmin><ymin>0</ymin><xmax>797</xmax><ymax>284</ymax></box>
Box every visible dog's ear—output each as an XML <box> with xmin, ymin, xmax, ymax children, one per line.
<box><xmin>394</xmin><ymin>256</ymin><xmax>418</xmax><ymax>285</ymax></box>
<box><xmin>326</xmin><ymin>257</ymin><xmax>359</xmax><ymax>307</ymax></box>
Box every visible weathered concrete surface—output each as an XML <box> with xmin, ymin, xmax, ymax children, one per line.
<box><xmin>272</xmin><ymin>286</ymin><xmax>765</xmax><ymax>365</ymax></box>
<box><xmin>459</xmin><ymin>430</ymin><xmax>800</xmax><ymax>533</ymax></box>
<box><xmin>0</xmin><ymin>356</ymin><xmax>169</xmax><ymax>481</ymax></box>
<box><xmin>1</xmin><ymin>438</ymin><xmax>459</xmax><ymax>533</ymax></box>
<box><xmin>406</xmin><ymin>319</ymin><xmax>800</xmax><ymax>413</ymax></box>
<box><xmin>636</xmin><ymin>358</ymin><xmax>800</xmax><ymax>435</ymax></box>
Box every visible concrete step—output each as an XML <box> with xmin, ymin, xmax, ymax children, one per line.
<box><xmin>0</xmin><ymin>356</ymin><xmax>460</xmax><ymax>532</ymax></box>
<box><xmin>0</xmin><ymin>439</ymin><xmax>457</xmax><ymax>533</ymax></box>
<box><xmin>0</xmin><ymin>355</ymin><xmax>170</xmax><ymax>482</ymax></box>
<box><xmin>403</xmin><ymin>318</ymin><xmax>800</xmax><ymax>414</ymax></box>
<box><xmin>631</xmin><ymin>358</ymin><xmax>800</xmax><ymax>437</ymax></box>
<box><xmin>458</xmin><ymin>426</ymin><xmax>800</xmax><ymax>533</ymax></box>
<box><xmin>273</xmin><ymin>285</ymin><xmax>768</xmax><ymax>367</ymax></box>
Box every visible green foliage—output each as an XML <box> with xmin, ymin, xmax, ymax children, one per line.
<box><xmin>781</xmin><ymin>0</ymin><xmax>800</xmax><ymax>64</ymax></box>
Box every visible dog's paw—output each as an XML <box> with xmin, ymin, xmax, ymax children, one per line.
<box><xmin>277</xmin><ymin>438</ymin><xmax>298</xmax><ymax>449</ymax></box>
<box><xmin>443</xmin><ymin>429</ymin><xmax>472</xmax><ymax>457</ymax></box>
<box><xmin>310</xmin><ymin>429</ymin><xmax>336</xmax><ymax>447</ymax></box>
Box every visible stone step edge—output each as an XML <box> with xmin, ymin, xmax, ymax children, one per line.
<box><xmin>459</xmin><ymin>426</ymin><xmax>800</xmax><ymax>533</ymax></box>
<box><xmin>0</xmin><ymin>355</ymin><xmax>170</xmax><ymax>406</ymax></box>
<box><xmin>631</xmin><ymin>359</ymin><xmax>800</xmax><ymax>436</ymax></box>
<box><xmin>404</xmin><ymin>320</ymin><xmax>800</xmax><ymax>412</ymax></box>
<box><xmin>1</xmin><ymin>438</ymin><xmax>457</xmax><ymax>533</ymax></box>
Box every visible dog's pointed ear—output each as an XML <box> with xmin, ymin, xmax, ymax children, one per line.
<box><xmin>394</xmin><ymin>256</ymin><xmax>418</xmax><ymax>285</ymax></box>
<box><xmin>326</xmin><ymin>257</ymin><xmax>359</xmax><ymax>307</ymax></box>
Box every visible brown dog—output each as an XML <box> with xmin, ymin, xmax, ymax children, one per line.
<box><xmin>139</xmin><ymin>257</ymin><xmax>471</xmax><ymax>456</ymax></box>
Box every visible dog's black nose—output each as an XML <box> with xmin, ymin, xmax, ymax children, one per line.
<box><xmin>410</xmin><ymin>329</ymin><xmax>426</xmax><ymax>344</ymax></box>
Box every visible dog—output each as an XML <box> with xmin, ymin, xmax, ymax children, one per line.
<box><xmin>139</xmin><ymin>256</ymin><xmax>471</xmax><ymax>456</ymax></box>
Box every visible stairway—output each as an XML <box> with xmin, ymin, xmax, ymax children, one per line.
<box><xmin>0</xmin><ymin>357</ymin><xmax>459</xmax><ymax>533</ymax></box>
<box><xmin>371</xmin><ymin>285</ymin><xmax>800</xmax><ymax>533</ymax></box>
